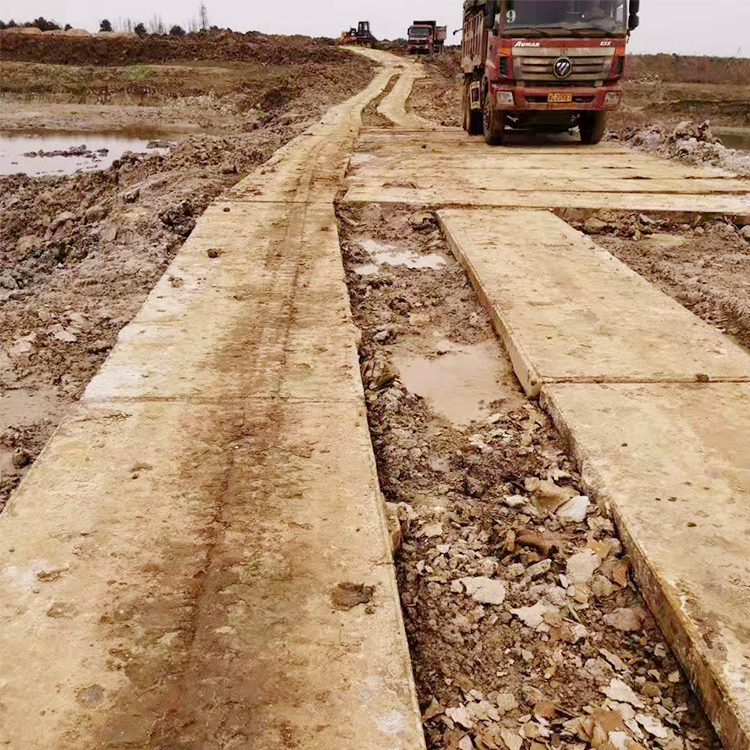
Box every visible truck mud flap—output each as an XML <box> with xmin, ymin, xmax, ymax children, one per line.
<box><xmin>470</xmin><ymin>81</ymin><xmax>483</xmax><ymax>110</ymax></box>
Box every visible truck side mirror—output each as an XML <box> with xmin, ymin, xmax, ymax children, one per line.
<box><xmin>484</xmin><ymin>0</ymin><xmax>498</xmax><ymax>29</ymax></box>
<box><xmin>628</xmin><ymin>0</ymin><xmax>641</xmax><ymax>30</ymax></box>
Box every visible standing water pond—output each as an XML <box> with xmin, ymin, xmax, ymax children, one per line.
<box><xmin>0</xmin><ymin>130</ymin><xmax>175</xmax><ymax>177</ymax></box>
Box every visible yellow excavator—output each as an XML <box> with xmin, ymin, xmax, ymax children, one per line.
<box><xmin>338</xmin><ymin>21</ymin><xmax>377</xmax><ymax>48</ymax></box>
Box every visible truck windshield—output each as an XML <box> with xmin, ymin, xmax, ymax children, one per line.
<box><xmin>409</xmin><ymin>27</ymin><xmax>431</xmax><ymax>37</ymax></box>
<box><xmin>502</xmin><ymin>0</ymin><xmax>627</xmax><ymax>36</ymax></box>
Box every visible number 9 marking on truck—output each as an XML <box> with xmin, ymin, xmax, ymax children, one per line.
<box><xmin>506</xmin><ymin>9</ymin><xmax>517</xmax><ymax>23</ymax></box>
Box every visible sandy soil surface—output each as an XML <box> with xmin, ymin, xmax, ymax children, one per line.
<box><xmin>0</xmin><ymin>43</ymin><xmax>373</xmax><ymax>509</ymax></box>
<box><xmin>573</xmin><ymin>214</ymin><xmax>750</xmax><ymax>352</ymax></box>
<box><xmin>408</xmin><ymin>53</ymin><xmax>463</xmax><ymax>128</ymax></box>
<box><xmin>338</xmin><ymin>203</ymin><xmax>720</xmax><ymax>750</ymax></box>
<box><xmin>0</xmin><ymin>55</ymin><xmax>370</xmax><ymax>134</ymax></box>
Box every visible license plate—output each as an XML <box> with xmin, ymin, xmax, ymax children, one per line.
<box><xmin>548</xmin><ymin>92</ymin><xmax>573</xmax><ymax>103</ymax></box>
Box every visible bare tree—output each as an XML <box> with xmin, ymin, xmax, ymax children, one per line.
<box><xmin>199</xmin><ymin>2</ymin><xmax>209</xmax><ymax>31</ymax></box>
<box><xmin>187</xmin><ymin>16</ymin><xmax>199</xmax><ymax>33</ymax></box>
<box><xmin>147</xmin><ymin>14</ymin><xmax>165</xmax><ymax>34</ymax></box>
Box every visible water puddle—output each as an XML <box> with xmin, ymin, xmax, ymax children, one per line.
<box><xmin>392</xmin><ymin>341</ymin><xmax>524</xmax><ymax>426</ymax></box>
<box><xmin>0</xmin><ymin>130</ymin><xmax>176</xmax><ymax>177</ymax></box>
<box><xmin>714</xmin><ymin>127</ymin><xmax>750</xmax><ymax>152</ymax></box>
<box><xmin>354</xmin><ymin>239</ymin><xmax>448</xmax><ymax>276</ymax></box>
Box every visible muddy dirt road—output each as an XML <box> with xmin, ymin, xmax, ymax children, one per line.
<box><xmin>0</xmin><ymin>48</ymin><xmax>427</xmax><ymax>750</ymax></box>
<box><xmin>343</xmin><ymin>60</ymin><xmax>749</xmax><ymax>750</ymax></box>
<box><xmin>2</xmin><ymin>45</ymin><xmax>750</xmax><ymax>750</ymax></box>
<box><xmin>0</xmin><ymin>43</ymin><xmax>373</xmax><ymax>509</ymax></box>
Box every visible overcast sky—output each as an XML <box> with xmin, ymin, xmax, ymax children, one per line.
<box><xmin>1</xmin><ymin>0</ymin><xmax>748</xmax><ymax>57</ymax></box>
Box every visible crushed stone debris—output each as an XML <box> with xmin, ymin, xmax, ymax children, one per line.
<box><xmin>339</xmin><ymin>202</ymin><xmax>721</xmax><ymax>750</ymax></box>
<box><xmin>622</xmin><ymin>119</ymin><xmax>750</xmax><ymax>176</ymax></box>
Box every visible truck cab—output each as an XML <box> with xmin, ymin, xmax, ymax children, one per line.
<box><xmin>462</xmin><ymin>0</ymin><xmax>641</xmax><ymax>145</ymax></box>
<box><xmin>408</xmin><ymin>21</ymin><xmax>448</xmax><ymax>54</ymax></box>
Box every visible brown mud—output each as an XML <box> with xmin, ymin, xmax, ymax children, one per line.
<box><xmin>407</xmin><ymin>52</ymin><xmax>463</xmax><ymax>128</ymax></box>
<box><xmin>0</xmin><ymin>40</ymin><xmax>373</xmax><ymax>510</ymax></box>
<box><xmin>362</xmin><ymin>73</ymin><xmax>400</xmax><ymax>128</ymax></box>
<box><xmin>337</xmin><ymin>203</ymin><xmax>720</xmax><ymax>750</ymax></box>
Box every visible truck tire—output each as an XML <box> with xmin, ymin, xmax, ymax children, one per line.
<box><xmin>483</xmin><ymin>96</ymin><xmax>505</xmax><ymax>146</ymax></box>
<box><xmin>463</xmin><ymin>82</ymin><xmax>483</xmax><ymax>136</ymax></box>
<box><xmin>580</xmin><ymin>112</ymin><xmax>606</xmax><ymax>145</ymax></box>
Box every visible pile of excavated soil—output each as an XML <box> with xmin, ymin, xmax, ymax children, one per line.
<box><xmin>0</xmin><ymin>30</ymin><xmax>344</xmax><ymax>66</ymax></box>
<box><xmin>613</xmin><ymin>120</ymin><xmax>750</xmax><ymax>176</ymax></box>
<box><xmin>337</xmin><ymin>203</ymin><xmax>720</xmax><ymax>750</ymax></box>
<box><xmin>0</xmin><ymin>47</ymin><xmax>373</xmax><ymax>510</ymax></box>
<box><xmin>573</xmin><ymin>212</ymin><xmax>750</xmax><ymax>351</ymax></box>
<box><xmin>408</xmin><ymin>52</ymin><xmax>463</xmax><ymax>128</ymax></box>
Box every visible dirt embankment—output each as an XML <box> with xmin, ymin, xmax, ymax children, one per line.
<box><xmin>337</xmin><ymin>204</ymin><xmax>720</xmax><ymax>750</ymax></box>
<box><xmin>0</xmin><ymin>40</ymin><xmax>373</xmax><ymax>510</ymax></box>
<box><xmin>408</xmin><ymin>51</ymin><xmax>463</xmax><ymax>128</ymax></box>
<box><xmin>0</xmin><ymin>30</ymin><xmax>344</xmax><ymax>66</ymax></box>
<box><xmin>608</xmin><ymin>56</ymin><xmax>750</xmax><ymax>136</ymax></box>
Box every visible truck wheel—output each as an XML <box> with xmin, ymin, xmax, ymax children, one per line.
<box><xmin>580</xmin><ymin>112</ymin><xmax>606</xmax><ymax>145</ymax></box>
<box><xmin>463</xmin><ymin>83</ymin><xmax>483</xmax><ymax>136</ymax></box>
<box><xmin>483</xmin><ymin>96</ymin><xmax>505</xmax><ymax>146</ymax></box>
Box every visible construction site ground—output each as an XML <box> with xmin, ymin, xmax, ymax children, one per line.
<box><xmin>1</xmin><ymin>41</ymin><xmax>750</xmax><ymax>750</ymax></box>
<box><xmin>0</xmin><ymin>44</ymin><xmax>373</xmax><ymax>507</ymax></box>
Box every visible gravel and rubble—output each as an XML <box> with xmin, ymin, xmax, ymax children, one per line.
<box><xmin>0</xmin><ymin>44</ymin><xmax>374</xmax><ymax>510</ymax></box>
<box><xmin>338</xmin><ymin>203</ymin><xmax>720</xmax><ymax>750</ymax></box>
<box><xmin>614</xmin><ymin>120</ymin><xmax>750</xmax><ymax>176</ymax></box>
<box><xmin>22</xmin><ymin>144</ymin><xmax>109</xmax><ymax>159</ymax></box>
<box><xmin>569</xmin><ymin>212</ymin><xmax>750</xmax><ymax>352</ymax></box>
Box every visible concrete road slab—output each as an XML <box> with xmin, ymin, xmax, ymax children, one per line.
<box><xmin>348</xmin><ymin>163</ymin><xmax>735</xmax><ymax>180</ymax></box>
<box><xmin>0</xmin><ymin>399</ymin><xmax>422</xmax><ymax>749</ymax></box>
<box><xmin>541</xmin><ymin>382</ymin><xmax>750</xmax><ymax>750</ymax></box>
<box><xmin>439</xmin><ymin>208</ymin><xmax>750</xmax><ymax>395</ymax></box>
<box><xmin>350</xmin><ymin>174</ymin><xmax>750</xmax><ymax>195</ymax></box>
<box><xmin>347</xmin><ymin>127</ymin><xmax>749</xmax><ymax>213</ymax></box>
<box><xmin>345</xmin><ymin>185</ymin><xmax>750</xmax><ymax>214</ymax></box>
<box><xmin>0</xmin><ymin>50</ymin><xmax>427</xmax><ymax>750</ymax></box>
<box><xmin>358</xmin><ymin>127</ymin><xmax>631</xmax><ymax>151</ymax></box>
<box><xmin>85</xmin><ymin>202</ymin><xmax>361</xmax><ymax>404</ymax></box>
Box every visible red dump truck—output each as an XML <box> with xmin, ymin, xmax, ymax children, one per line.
<box><xmin>462</xmin><ymin>0</ymin><xmax>640</xmax><ymax>145</ymax></box>
<box><xmin>408</xmin><ymin>20</ymin><xmax>448</xmax><ymax>54</ymax></box>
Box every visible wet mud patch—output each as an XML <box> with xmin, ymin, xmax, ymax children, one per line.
<box><xmin>572</xmin><ymin>211</ymin><xmax>750</xmax><ymax>352</ymax></box>
<box><xmin>362</xmin><ymin>73</ymin><xmax>399</xmax><ymax>128</ymax></box>
<box><xmin>337</xmin><ymin>203</ymin><xmax>720</xmax><ymax>750</ymax></box>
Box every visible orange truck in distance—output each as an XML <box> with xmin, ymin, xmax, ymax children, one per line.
<box><xmin>462</xmin><ymin>0</ymin><xmax>641</xmax><ymax>145</ymax></box>
<box><xmin>408</xmin><ymin>20</ymin><xmax>448</xmax><ymax>54</ymax></box>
